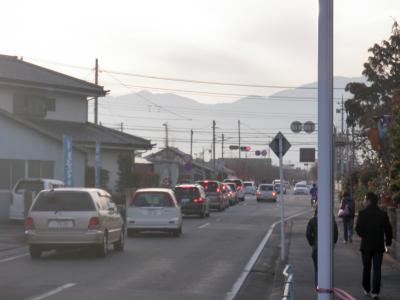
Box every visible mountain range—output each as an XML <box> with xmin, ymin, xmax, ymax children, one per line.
<box><xmin>96</xmin><ymin>76</ymin><xmax>364</xmax><ymax>166</ymax></box>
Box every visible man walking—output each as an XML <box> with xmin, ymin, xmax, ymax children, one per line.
<box><xmin>355</xmin><ymin>192</ymin><xmax>393</xmax><ymax>299</ymax></box>
<box><xmin>306</xmin><ymin>207</ymin><xmax>338</xmax><ymax>287</ymax></box>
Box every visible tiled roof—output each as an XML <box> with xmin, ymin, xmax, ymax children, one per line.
<box><xmin>0</xmin><ymin>54</ymin><xmax>105</xmax><ymax>96</ymax></box>
<box><xmin>28</xmin><ymin>119</ymin><xmax>153</xmax><ymax>149</ymax></box>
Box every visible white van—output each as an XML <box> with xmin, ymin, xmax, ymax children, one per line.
<box><xmin>9</xmin><ymin>178</ymin><xmax>64</xmax><ymax>221</ymax></box>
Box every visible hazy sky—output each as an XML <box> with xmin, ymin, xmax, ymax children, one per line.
<box><xmin>1</xmin><ymin>0</ymin><xmax>398</xmax><ymax>103</ymax></box>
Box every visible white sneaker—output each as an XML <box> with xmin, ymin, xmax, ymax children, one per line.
<box><xmin>371</xmin><ymin>293</ymin><xmax>379</xmax><ymax>299</ymax></box>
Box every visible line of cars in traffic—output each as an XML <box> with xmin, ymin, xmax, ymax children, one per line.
<box><xmin>23</xmin><ymin>178</ymin><xmax>253</xmax><ymax>259</ymax></box>
<box><xmin>23</xmin><ymin>176</ymin><xmax>310</xmax><ymax>259</ymax></box>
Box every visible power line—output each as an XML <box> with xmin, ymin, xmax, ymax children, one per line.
<box><xmin>25</xmin><ymin>56</ymin><xmax>351</xmax><ymax>91</ymax></box>
<box><xmin>102</xmin><ymin>71</ymin><xmax>192</xmax><ymax>121</ymax></box>
<box><xmin>101</xmin><ymin>68</ymin><xmax>348</xmax><ymax>90</ymax></box>
<box><xmin>101</xmin><ymin>82</ymin><xmax>345</xmax><ymax>102</ymax></box>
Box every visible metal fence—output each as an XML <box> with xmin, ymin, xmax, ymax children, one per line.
<box><xmin>282</xmin><ymin>264</ymin><xmax>294</xmax><ymax>300</ymax></box>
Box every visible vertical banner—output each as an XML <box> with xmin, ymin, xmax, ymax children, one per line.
<box><xmin>63</xmin><ymin>135</ymin><xmax>73</xmax><ymax>187</ymax></box>
<box><xmin>95</xmin><ymin>142</ymin><xmax>101</xmax><ymax>188</ymax></box>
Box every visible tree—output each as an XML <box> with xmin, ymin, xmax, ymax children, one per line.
<box><xmin>116</xmin><ymin>153</ymin><xmax>134</xmax><ymax>193</ymax></box>
<box><xmin>345</xmin><ymin>21</ymin><xmax>400</xmax><ymax>129</ymax></box>
<box><xmin>85</xmin><ymin>166</ymin><xmax>109</xmax><ymax>189</ymax></box>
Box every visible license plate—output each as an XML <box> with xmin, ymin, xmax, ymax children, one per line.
<box><xmin>48</xmin><ymin>220</ymin><xmax>74</xmax><ymax>228</ymax></box>
<box><xmin>181</xmin><ymin>198</ymin><xmax>190</xmax><ymax>204</ymax></box>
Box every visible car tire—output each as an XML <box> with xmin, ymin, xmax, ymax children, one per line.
<box><xmin>173</xmin><ymin>227</ymin><xmax>182</xmax><ymax>237</ymax></box>
<box><xmin>219</xmin><ymin>205</ymin><xmax>224</xmax><ymax>212</ymax></box>
<box><xmin>256</xmin><ymin>198</ymin><xmax>260</xmax><ymax>202</ymax></box>
<box><xmin>29</xmin><ymin>245</ymin><xmax>42</xmax><ymax>259</ymax></box>
<box><xmin>200</xmin><ymin>210</ymin><xmax>206</xmax><ymax>218</ymax></box>
<box><xmin>206</xmin><ymin>210</ymin><xmax>210</xmax><ymax>217</ymax></box>
<box><xmin>114</xmin><ymin>229</ymin><xmax>125</xmax><ymax>251</ymax></box>
<box><xmin>96</xmin><ymin>233</ymin><xmax>108</xmax><ymax>258</ymax></box>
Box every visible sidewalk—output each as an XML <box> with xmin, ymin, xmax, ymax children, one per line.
<box><xmin>287</xmin><ymin>213</ymin><xmax>400</xmax><ymax>299</ymax></box>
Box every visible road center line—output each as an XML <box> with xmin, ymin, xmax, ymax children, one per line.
<box><xmin>225</xmin><ymin>209</ymin><xmax>310</xmax><ymax>300</ymax></box>
<box><xmin>28</xmin><ymin>283</ymin><xmax>76</xmax><ymax>300</ymax></box>
<box><xmin>0</xmin><ymin>253</ymin><xmax>29</xmax><ymax>263</ymax></box>
<box><xmin>198</xmin><ymin>222</ymin><xmax>210</xmax><ymax>229</ymax></box>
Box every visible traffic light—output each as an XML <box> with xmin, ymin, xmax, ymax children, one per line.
<box><xmin>229</xmin><ymin>145</ymin><xmax>239</xmax><ymax>150</ymax></box>
<box><xmin>240</xmin><ymin>146</ymin><xmax>251</xmax><ymax>151</ymax></box>
<box><xmin>255</xmin><ymin>150</ymin><xmax>261</xmax><ymax>156</ymax></box>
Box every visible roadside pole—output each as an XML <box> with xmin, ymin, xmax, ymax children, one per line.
<box><xmin>318</xmin><ymin>0</ymin><xmax>334</xmax><ymax>299</ymax></box>
<box><xmin>279</xmin><ymin>134</ymin><xmax>285</xmax><ymax>261</ymax></box>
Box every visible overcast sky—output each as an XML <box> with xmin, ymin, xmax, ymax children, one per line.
<box><xmin>1</xmin><ymin>0</ymin><xmax>398</xmax><ymax>103</ymax></box>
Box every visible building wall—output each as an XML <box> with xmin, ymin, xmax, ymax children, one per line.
<box><xmin>153</xmin><ymin>162</ymin><xmax>179</xmax><ymax>187</ymax></box>
<box><xmin>87</xmin><ymin>149</ymin><xmax>135</xmax><ymax>193</ymax></box>
<box><xmin>0</xmin><ymin>86</ymin><xmax>88</xmax><ymax>123</ymax></box>
<box><xmin>0</xmin><ymin>116</ymin><xmax>86</xmax><ymax>184</ymax></box>
<box><xmin>0</xmin><ymin>116</ymin><xmax>86</xmax><ymax>220</ymax></box>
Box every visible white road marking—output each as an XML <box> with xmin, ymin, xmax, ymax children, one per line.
<box><xmin>29</xmin><ymin>283</ymin><xmax>76</xmax><ymax>300</ymax></box>
<box><xmin>198</xmin><ymin>222</ymin><xmax>210</xmax><ymax>229</ymax></box>
<box><xmin>216</xmin><ymin>218</ymin><xmax>222</xmax><ymax>222</ymax></box>
<box><xmin>0</xmin><ymin>253</ymin><xmax>29</xmax><ymax>263</ymax></box>
<box><xmin>225</xmin><ymin>209</ymin><xmax>310</xmax><ymax>300</ymax></box>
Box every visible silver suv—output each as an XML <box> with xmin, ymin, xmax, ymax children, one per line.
<box><xmin>25</xmin><ymin>188</ymin><xmax>125</xmax><ymax>258</ymax></box>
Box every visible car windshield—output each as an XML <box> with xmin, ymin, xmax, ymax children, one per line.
<box><xmin>15</xmin><ymin>181</ymin><xmax>44</xmax><ymax>194</ymax></box>
<box><xmin>260</xmin><ymin>185</ymin><xmax>273</xmax><ymax>191</ymax></box>
<box><xmin>32</xmin><ymin>191</ymin><xmax>95</xmax><ymax>211</ymax></box>
<box><xmin>131</xmin><ymin>192</ymin><xmax>174</xmax><ymax>207</ymax></box>
<box><xmin>174</xmin><ymin>187</ymin><xmax>200</xmax><ymax>199</ymax></box>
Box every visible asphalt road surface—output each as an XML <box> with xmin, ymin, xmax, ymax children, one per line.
<box><xmin>0</xmin><ymin>192</ymin><xmax>310</xmax><ymax>300</ymax></box>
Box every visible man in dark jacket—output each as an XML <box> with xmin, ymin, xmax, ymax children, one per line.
<box><xmin>355</xmin><ymin>192</ymin><xmax>393</xmax><ymax>299</ymax></box>
<box><xmin>306</xmin><ymin>207</ymin><xmax>339</xmax><ymax>287</ymax></box>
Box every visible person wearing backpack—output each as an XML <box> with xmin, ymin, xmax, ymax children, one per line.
<box><xmin>338</xmin><ymin>191</ymin><xmax>355</xmax><ymax>243</ymax></box>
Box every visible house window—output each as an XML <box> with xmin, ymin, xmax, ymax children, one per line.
<box><xmin>13</xmin><ymin>94</ymin><xmax>56</xmax><ymax>117</ymax></box>
<box><xmin>0</xmin><ymin>159</ymin><xmax>55</xmax><ymax>190</ymax></box>
<box><xmin>0</xmin><ymin>160</ymin><xmax>11</xmax><ymax>189</ymax></box>
<box><xmin>28</xmin><ymin>160</ymin><xmax>54</xmax><ymax>179</ymax></box>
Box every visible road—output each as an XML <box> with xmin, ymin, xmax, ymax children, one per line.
<box><xmin>0</xmin><ymin>193</ymin><xmax>310</xmax><ymax>300</ymax></box>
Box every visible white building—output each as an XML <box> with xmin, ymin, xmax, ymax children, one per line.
<box><xmin>0</xmin><ymin>55</ymin><xmax>152</xmax><ymax>220</ymax></box>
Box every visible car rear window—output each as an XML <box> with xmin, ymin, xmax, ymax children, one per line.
<box><xmin>296</xmin><ymin>185</ymin><xmax>307</xmax><ymax>188</ymax></box>
<box><xmin>260</xmin><ymin>185</ymin><xmax>273</xmax><ymax>191</ymax></box>
<box><xmin>243</xmin><ymin>182</ymin><xmax>252</xmax><ymax>187</ymax></box>
<box><xmin>224</xmin><ymin>179</ymin><xmax>242</xmax><ymax>187</ymax></box>
<box><xmin>174</xmin><ymin>187</ymin><xmax>200</xmax><ymax>200</ymax></box>
<box><xmin>227</xmin><ymin>183</ymin><xmax>236</xmax><ymax>191</ymax></box>
<box><xmin>32</xmin><ymin>191</ymin><xmax>95</xmax><ymax>211</ymax></box>
<box><xmin>196</xmin><ymin>181</ymin><xmax>219</xmax><ymax>192</ymax></box>
<box><xmin>131</xmin><ymin>192</ymin><xmax>174</xmax><ymax>207</ymax></box>
<box><xmin>15</xmin><ymin>181</ymin><xmax>44</xmax><ymax>194</ymax></box>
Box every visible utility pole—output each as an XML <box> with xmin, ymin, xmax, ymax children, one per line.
<box><xmin>190</xmin><ymin>129</ymin><xmax>193</xmax><ymax>157</ymax></box>
<box><xmin>221</xmin><ymin>133</ymin><xmax>225</xmax><ymax>159</ymax></box>
<box><xmin>318</xmin><ymin>0</ymin><xmax>334</xmax><ymax>299</ymax></box>
<box><xmin>238</xmin><ymin>120</ymin><xmax>241</xmax><ymax>159</ymax></box>
<box><xmin>163</xmin><ymin>123</ymin><xmax>169</xmax><ymax>149</ymax></box>
<box><xmin>94</xmin><ymin>58</ymin><xmax>99</xmax><ymax>125</ymax></box>
<box><xmin>212</xmin><ymin>120</ymin><xmax>216</xmax><ymax>172</ymax></box>
<box><xmin>120</xmin><ymin>122</ymin><xmax>124</xmax><ymax>132</ymax></box>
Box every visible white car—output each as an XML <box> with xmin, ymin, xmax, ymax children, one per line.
<box><xmin>243</xmin><ymin>181</ymin><xmax>256</xmax><ymax>195</ymax></box>
<box><xmin>10</xmin><ymin>178</ymin><xmax>64</xmax><ymax>221</ymax></box>
<box><xmin>127</xmin><ymin>188</ymin><xmax>183</xmax><ymax>237</ymax></box>
<box><xmin>256</xmin><ymin>184</ymin><xmax>277</xmax><ymax>202</ymax></box>
<box><xmin>294</xmin><ymin>183</ymin><xmax>310</xmax><ymax>195</ymax></box>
